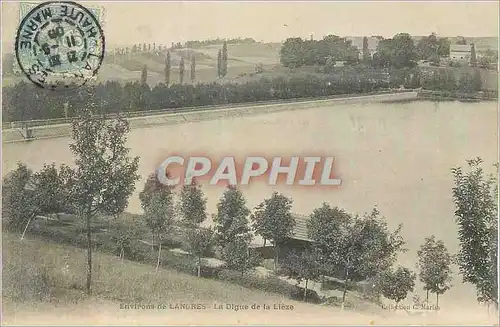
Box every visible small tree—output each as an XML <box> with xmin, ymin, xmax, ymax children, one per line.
<box><xmin>222</xmin><ymin>236</ymin><xmax>261</xmax><ymax>276</ymax></box>
<box><xmin>109</xmin><ymin>216</ymin><xmax>142</xmax><ymax>264</ymax></box>
<box><xmin>186</xmin><ymin>227</ymin><xmax>213</xmax><ymax>277</ymax></box>
<box><xmin>178</xmin><ymin>179</ymin><xmax>207</xmax><ymax>227</ymax></box>
<box><xmin>144</xmin><ymin>192</ymin><xmax>175</xmax><ymax>272</ymax></box>
<box><xmin>58</xmin><ymin>164</ymin><xmax>78</xmax><ymax>214</ymax></box>
<box><xmin>139</xmin><ymin>173</ymin><xmax>174</xmax><ymax>212</ymax></box>
<box><xmin>307</xmin><ymin>203</ymin><xmax>350</xmax><ymax>292</ymax></box>
<box><xmin>70</xmin><ymin>109</ymin><xmax>140</xmax><ymax>294</ymax></box>
<box><xmin>378</xmin><ymin>266</ymin><xmax>416</xmax><ymax>306</ymax></box>
<box><xmin>221</xmin><ymin>41</ymin><xmax>228</xmax><ymax>77</ymax></box>
<box><xmin>417</xmin><ymin>235</ymin><xmax>453</xmax><ymax>306</ymax></box>
<box><xmin>141</xmin><ymin>64</ymin><xmax>148</xmax><ymax>85</ymax></box>
<box><xmin>308</xmin><ymin>205</ymin><xmax>406</xmax><ymax>309</ymax></box>
<box><xmin>281</xmin><ymin>248</ymin><xmax>322</xmax><ymax>301</ymax></box>
<box><xmin>178</xmin><ymin>179</ymin><xmax>211</xmax><ymax>277</ymax></box>
<box><xmin>2</xmin><ymin>163</ymin><xmax>36</xmax><ymax>232</ymax></box>
<box><xmin>165</xmin><ymin>52</ymin><xmax>171</xmax><ymax>86</ymax></box>
<box><xmin>470</xmin><ymin>43</ymin><xmax>477</xmax><ymax>67</ymax></box>
<box><xmin>31</xmin><ymin>163</ymin><xmax>76</xmax><ymax>220</ymax></box>
<box><xmin>140</xmin><ymin>174</ymin><xmax>175</xmax><ymax>251</ymax></box>
<box><xmin>217</xmin><ymin>49</ymin><xmax>222</xmax><ymax>78</ymax></box>
<box><xmin>452</xmin><ymin>158</ymin><xmax>498</xmax><ymax>309</ymax></box>
<box><xmin>190</xmin><ymin>55</ymin><xmax>196</xmax><ymax>83</ymax></box>
<box><xmin>251</xmin><ymin>192</ymin><xmax>295</xmax><ymax>271</ymax></box>
<box><xmin>179</xmin><ymin>57</ymin><xmax>185</xmax><ymax>84</ymax></box>
<box><xmin>213</xmin><ymin>185</ymin><xmax>251</xmax><ymax>248</ymax></box>
<box><xmin>362</xmin><ymin>36</ymin><xmax>371</xmax><ymax>62</ymax></box>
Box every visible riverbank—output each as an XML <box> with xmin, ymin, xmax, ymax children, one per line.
<box><xmin>2</xmin><ymin>91</ymin><xmax>418</xmax><ymax>143</ymax></box>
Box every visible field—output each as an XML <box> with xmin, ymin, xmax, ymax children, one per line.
<box><xmin>2</xmin><ymin>230</ymin><xmax>380</xmax><ymax>325</ymax></box>
<box><xmin>2</xmin><ymin>231</ymin><xmax>291</xmax><ymax>304</ymax></box>
<box><xmin>3</xmin><ymin>38</ymin><xmax>498</xmax><ymax>88</ymax></box>
<box><xmin>2</xmin><ymin>42</ymin><xmax>282</xmax><ymax>87</ymax></box>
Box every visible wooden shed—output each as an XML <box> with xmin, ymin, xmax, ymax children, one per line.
<box><xmin>252</xmin><ymin>213</ymin><xmax>314</xmax><ymax>263</ymax></box>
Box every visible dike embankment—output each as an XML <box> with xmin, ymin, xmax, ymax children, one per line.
<box><xmin>416</xmin><ymin>89</ymin><xmax>498</xmax><ymax>102</ymax></box>
<box><xmin>2</xmin><ymin>91</ymin><xmax>418</xmax><ymax>143</ymax></box>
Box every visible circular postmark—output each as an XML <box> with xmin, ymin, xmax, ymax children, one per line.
<box><xmin>15</xmin><ymin>1</ymin><xmax>105</xmax><ymax>89</ymax></box>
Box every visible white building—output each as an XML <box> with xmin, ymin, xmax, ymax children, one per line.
<box><xmin>449</xmin><ymin>44</ymin><xmax>471</xmax><ymax>62</ymax></box>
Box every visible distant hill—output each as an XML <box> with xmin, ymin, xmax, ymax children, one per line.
<box><xmin>2</xmin><ymin>42</ymin><xmax>281</xmax><ymax>86</ymax></box>
<box><xmin>2</xmin><ymin>37</ymin><xmax>496</xmax><ymax>87</ymax></box>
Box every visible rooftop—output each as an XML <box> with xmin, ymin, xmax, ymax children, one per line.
<box><xmin>291</xmin><ymin>213</ymin><xmax>312</xmax><ymax>242</ymax></box>
<box><xmin>450</xmin><ymin>44</ymin><xmax>471</xmax><ymax>53</ymax></box>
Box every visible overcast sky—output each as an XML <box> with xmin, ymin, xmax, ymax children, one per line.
<box><xmin>2</xmin><ymin>1</ymin><xmax>498</xmax><ymax>51</ymax></box>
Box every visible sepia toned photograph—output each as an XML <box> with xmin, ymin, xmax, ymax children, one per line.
<box><xmin>1</xmin><ymin>1</ymin><xmax>499</xmax><ymax>325</ymax></box>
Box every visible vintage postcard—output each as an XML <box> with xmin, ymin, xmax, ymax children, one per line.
<box><xmin>1</xmin><ymin>0</ymin><xmax>499</xmax><ymax>325</ymax></box>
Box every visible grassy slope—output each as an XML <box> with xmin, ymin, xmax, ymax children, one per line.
<box><xmin>2</xmin><ymin>43</ymin><xmax>281</xmax><ymax>86</ymax></box>
<box><xmin>2</xmin><ymin>231</ymin><xmax>289</xmax><ymax>304</ymax></box>
<box><xmin>3</xmin><ymin>232</ymin><xmax>496</xmax><ymax>326</ymax></box>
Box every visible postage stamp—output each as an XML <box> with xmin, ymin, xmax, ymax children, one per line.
<box><xmin>14</xmin><ymin>1</ymin><xmax>105</xmax><ymax>89</ymax></box>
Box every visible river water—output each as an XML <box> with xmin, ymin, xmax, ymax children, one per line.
<box><xmin>2</xmin><ymin>99</ymin><xmax>497</xmax><ymax>309</ymax></box>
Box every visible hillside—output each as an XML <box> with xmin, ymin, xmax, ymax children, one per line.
<box><xmin>2</xmin><ymin>231</ymin><xmax>382</xmax><ymax>325</ymax></box>
<box><xmin>2</xmin><ymin>231</ymin><xmax>290</xmax><ymax>304</ymax></box>
<box><xmin>3</xmin><ymin>232</ymin><xmax>496</xmax><ymax>326</ymax></box>
<box><xmin>2</xmin><ymin>42</ymin><xmax>282</xmax><ymax>87</ymax></box>
<box><xmin>3</xmin><ymin>37</ymin><xmax>496</xmax><ymax>88</ymax></box>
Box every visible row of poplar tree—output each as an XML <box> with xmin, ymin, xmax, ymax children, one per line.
<box><xmin>139</xmin><ymin>41</ymin><xmax>230</xmax><ymax>86</ymax></box>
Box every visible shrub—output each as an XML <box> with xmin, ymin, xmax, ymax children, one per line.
<box><xmin>290</xmin><ymin>286</ymin><xmax>322</xmax><ymax>303</ymax></box>
<box><xmin>160</xmin><ymin>251</ymin><xmax>197</xmax><ymax>274</ymax></box>
<box><xmin>323</xmin><ymin>296</ymin><xmax>355</xmax><ymax>308</ymax></box>
<box><xmin>217</xmin><ymin>269</ymin><xmax>294</xmax><ymax>295</ymax></box>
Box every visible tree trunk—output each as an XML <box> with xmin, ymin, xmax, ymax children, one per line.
<box><xmin>426</xmin><ymin>290</ymin><xmax>429</xmax><ymax>303</ymax></box>
<box><xmin>303</xmin><ymin>279</ymin><xmax>308</xmax><ymax>302</ymax></box>
<box><xmin>120</xmin><ymin>247</ymin><xmax>124</xmax><ymax>265</ymax></box>
<box><xmin>197</xmin><ymin>257</ymin><xmax>201</xmax><ymax>278</ymax></box>
<box><xmin>321</xmin><ymin>275</ymin><xmax>325</xmax><ymax>290</ymax></box>
<box><xmin>263</xmin><ymin>239</ymin><xmax>266</xmax><ymax>247</ymax></box>
<box><xmin>436</xmin><ymin>293</ymin><xmax>439</xmax><ymax>308</ymax></box>
<box><xmin>341</xmin><ymin>268</ymin><xmax>350</xmax><ymax>311</ymax></box>
<box><xmin>273</xmin><ymin>243</ymin><xmax>279</xmax><ymax>272</ymax></box>
<box><xmin>156</xmin><ymin>243</ymin><xmax>162</xmax><ymax>273</ymax></box>
<box><xmin>85</xmin><ymin>214</ymin><xmax>92</xmax><ymax>295</ymax></box>
<box><xmin>21</xmin><ymin>214</ymin><xmax>35</xmax><ymax>241</ymax></box>
<box><xmin>151</xmin><ymin>234</ymin><xmax>155</xmax><ymax>252</ymax></box>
